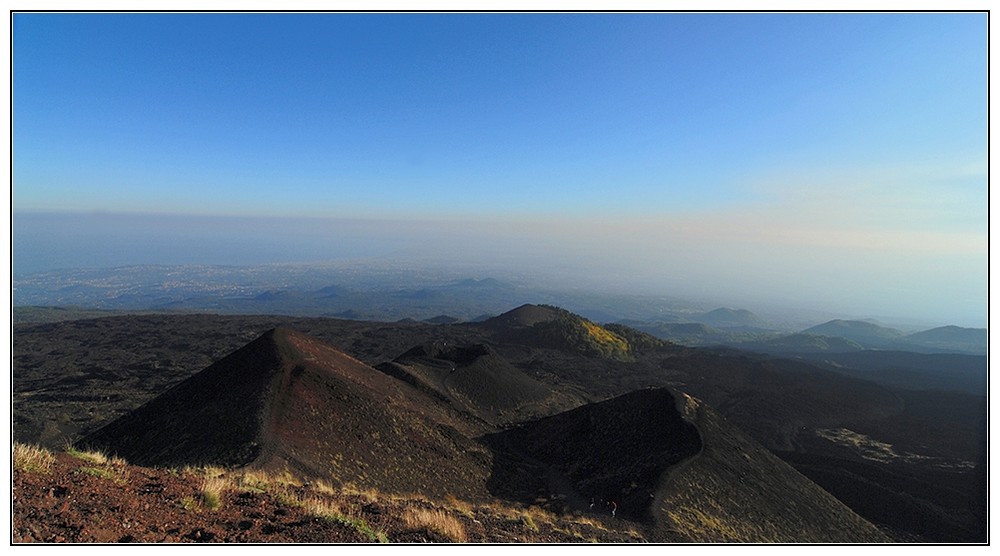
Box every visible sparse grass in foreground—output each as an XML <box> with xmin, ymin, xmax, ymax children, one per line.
<box><xmin>443</xmin><ymin>494</ymin><xmax>476</xmax><ymax>519</ymax></box>
<box><xmin>403</xmin><ymin>507</ymin><xmax>468</xmax><ymax>543</ymax></box>
<box><xmin>667</xmin><ymin>507</ymin><xmax>743</xmax><ymax>542</ymax></box>
<box><xmin>517</xmin><ymin>505</ymin><xmax>553</xmax><ymax>533</ymax></box>
<box><xmin>76</xmin><ymin>465</ymin><xmax>130</xmax><ymax>484</ymax></box>
<box><xmin>65</xmin><ymin>446</ymin><xmax>108</xmax><ymax>465</ymax></box>
<box><xmin>13</xmin><ymin>443</ymin><xmax>55</xmax><ymax>474</ymax></box>
<box><xmin>340</xmin><ymin>482</ymin><xmax>379</xmax><ymax>502</ymax></box>
<box><xmin>569</xmin><ymin>514</ymin><xmax>609</xmax><ymax>531</ymax></box>
<box><xmin>201</xmin><ymin>476</ymin><xmax>228</xmax><ymax>510</ymax></box>
<box><xmin>338</xmin><ymin>515</ymin><xmax>389</xmax><ymax>544</ymax></box>
<box><xmin>235</xmin><ymin>468</ymin><xmax>271</xmax><ymax>493</ymax></box>
<box><xmin>275</xmin><ymin>489</ymin><xmax>388</xmax><ymax>543</ymax></box>
<box><xmin>311</xmin><ymin>479</ymin><xmax>338</xmax><ymax>495</ymax></box>
<box><xmin>300</xmin><ymin>496</ymin><xmax>345</xmax><ymax>520</ymax></box>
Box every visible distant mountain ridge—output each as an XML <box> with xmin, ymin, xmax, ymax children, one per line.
<box><xmin>799</xmin><ymin>319</ymin><xmax>986</xmax><ymax>355</ymax></box>
<box><xmin>694</xmin><ymin>307</ymin><xmax>771</xmax><ymax>330</ymax></box>
<box><xmin>803</xmin><ymin>320</ymin><xmax>904</xmax><ymax>345</ymax></box>
<box><xmin>904</xmin><ymin>325</ymin><xmax>987</xmax><ymax>354</ymax></box>
<box><xmin>623</xmin><ymin>315</ymin><xmax>986</xmax><ymax>356</ymax></box>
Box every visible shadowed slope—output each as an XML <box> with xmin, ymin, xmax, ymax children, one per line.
<box><xmin>483</xmin><ymin>388</ymin><xmax>701</xmax><ymax>525</ymax></box>
<box><xmin>655</xmin><ymin>393</ymin><xmax>890</xmax><ymax>542</ymax></box>
<box><xmin>377</xmin><ymin>342</ymin><xmax>581</xmax><ymax>425</ymax></box>
<box><xmin>78</xmin><ymin>329</ymin><xmax>284</xmax><ymax>467</ymax></box>
<box><xmin>484</xmin><ymin>388</ymin><xmax>890</xmax><ymax>543</ymax></box>
<box><xmin>80</xmin><ymin>328</ymin><xmax>494</xmax><ymax>501</ymax></box>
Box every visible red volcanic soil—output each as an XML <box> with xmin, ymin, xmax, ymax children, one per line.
<box><xmin>13</xmin><ymin>450</ymin><xmax>644</xmax><ymax>543</ymax></box>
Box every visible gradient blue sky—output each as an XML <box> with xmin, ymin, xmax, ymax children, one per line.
<box><xmin>11</xmin><ymin>12</ymin><xmax>989</xmax><ymax>326</ymax></box>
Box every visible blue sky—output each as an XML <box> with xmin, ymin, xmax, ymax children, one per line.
<box><xmin>11</xmin><ymin>12</ymin><xmax>989</xmax><ymax>326</ymax></box>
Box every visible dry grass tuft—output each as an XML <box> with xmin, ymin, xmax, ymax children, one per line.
<box><xmin>340</xmin><ymin>482</ymin><xmax>379</xmax><ymax>502</ymax></box>
<box><xmin>76</xmin><ymin>465</ymin><xmax>130</xmax><ymax>483</ymax></box>
<box><xmin>235</xmin><ymin>468</ymin><xmax>271</xmax><ymax>492</ymax></box>
<box><xmin>272</xmin><ymin>470</ymin><xmax>303</xmax><ymax>488</ymax></box>
<box><xmin>271</xmin><ymin>484</ymin><xmax>302</xmax><ymax>508</ymax></box>
<box><xmin>13</xmin><ymin>443</ymin><xmax>56</xmax><ymax>474</ymax></box>
<box><xmin>667</xmin><ymin>507</ymin><xmax>745</xmax><ymax>542</ymax></box>
<box><xmin>65</xmin><ymin>446</ymin><xmax>109</xmax><ymax>465</ymax></box>
<box><xmin>295</xmin><ymin>494</ymin><xmax>388</xmax><ymax>543</ymax></box>
<box><xmin>300</xmin><ymin>496</ymin><xmax>346</xmax><ymax>520</ymax></box>
<box><xmin>199</xmin><ymin>465</ymin><xmax>227</xmax><ymax>479</ymax></box>
<box><xmin>443</xmin><ymin>494</ymin><xmax>476</xmax><ymax>519</ymax></box>
<box><xmin>403</xmin><ymin>507</ymin><xmax>468</xmax><ymax>542</ymax></box>
<box><xmin>518</xmin><ymin>505</ymin><xmax>554</xmax><ymax>532</ymax></box>
<box><xmin>200</xmin><ymin>476</ymin><xmax>229</xmax><ymax>510</ymax></box>
<box><xmin>311</xmin><ymin>479</ymin><xmax>338</xmax><ymax>495</ymax></box>
<box><xmin>570</xmin><ymin>514</ymin><xmax>609</xmax><ymax>531</ymax></box>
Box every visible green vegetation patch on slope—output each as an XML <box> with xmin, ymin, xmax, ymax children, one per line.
<box><xmin>529</xmin><ymin>306</ymin><xmax>633</xmax><ymax>360</ymax></box>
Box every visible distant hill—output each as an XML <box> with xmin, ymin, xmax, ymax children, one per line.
<box><xmin>485</xmin><ymin>304</ymin><xmax>633</xmax><ymax>360</ymax></box>
<box><xmin>801</xmin><ymin>320</ymin><xmax>986</xmax><ymax>355</ymax></box>
<box><xmin>445</xmin><ymin>277</ymin><xmax>512</xmax><ymax>289</ymax></box>
<box><xmin>803</xmin><ymin>320</ymin><xmax>904</xmax><ymax>347</ymax></box>
<box><xmin>739</xmin><ymin>333</ymin><xmax>866</xmax><ymax>354</ymax></box>
<box><xmin>423</xmin><ymin>315</ymin><xmax>461</xmax><ymax>324</ymax></box>
<box><xmin>694</xmin><ymin>308</ymin><xmax>770</xmax><ymax>330</ymax></box>
<box><xmin>905</xmin><ymin>326</ymin><xmax>987</xmax><ymax>355</ymax></box>
<box><xmin>621</xmin><ymin>320</ymin><xmax>773</xmax><ymax>348</ymax></box>
<box><xmin>483</xmin><ymin>303</ymin><xmax>565</xmax><ymax>328</ymax></box>
<box><xmin>314</xmin><ymin>285</ymin><xmax>350</xmax><ymax>297</ymax></box>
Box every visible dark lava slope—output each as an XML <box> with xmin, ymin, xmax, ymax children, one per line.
<box><xmin>80</xmin><ymin>328</ymin><xmax>495</xmax><ymax>501</ymax></box>
<box><xmin>484</xmin><ymin>387</ymin><xmax>889</xmax><ymax>543</ymax></box>
<box><xmin>17</xmin><ymin>308</ymin><xmax>981</xmax><ymax>541</ymax></box>
<box><xmin>75</xmin><ymin>327</ymin><xmax>889</xmax><ymax>542</ymax></box>
<box><xmin>377</xmin><ymin>342</ymin><xmax>581</xmax><ymax>425</ymax></box>
<box><xmin>483</xmin><ymin>388</ymin><xmax>701</xmax><ymax>521</ymax></box>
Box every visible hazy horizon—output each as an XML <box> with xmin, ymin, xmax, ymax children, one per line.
<box><xmin>12</xmin><ymin>12</ymin><xmax>988</xmax><ymax>328</ymax></box>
